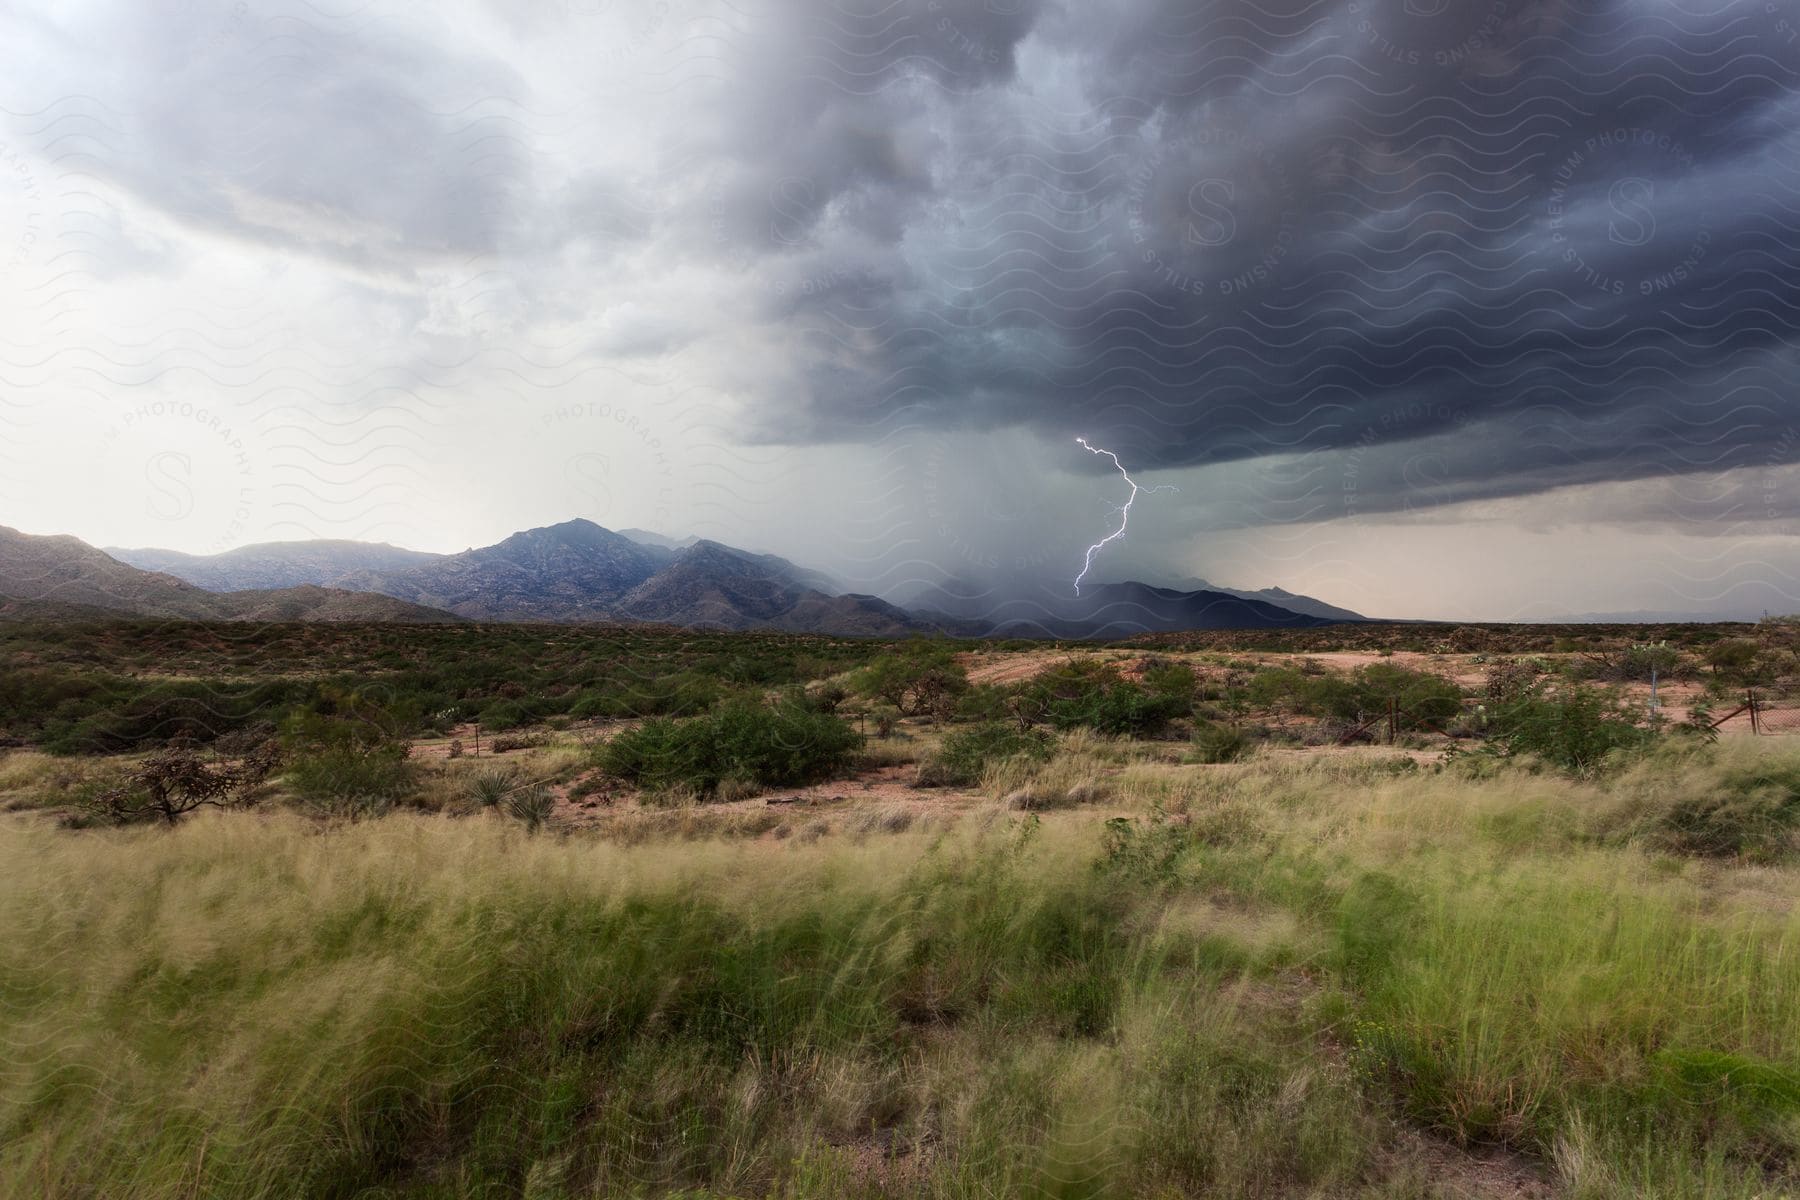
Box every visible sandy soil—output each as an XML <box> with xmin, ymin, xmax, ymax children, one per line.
<box><xmin>553</xmin><ymin>761</ymin><xmax>994</xmax><ymax>831</ymax></box>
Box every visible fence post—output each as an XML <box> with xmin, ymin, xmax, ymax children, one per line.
<box><xmin>1387</xmin><ymin>697</ymin><xmax>1398</xmax><ymax>743</ymax></box>
<box><xmin>1748</xmin><ymin>690</ymin><xmax>1760</xmax><ymax>736</ymax></box>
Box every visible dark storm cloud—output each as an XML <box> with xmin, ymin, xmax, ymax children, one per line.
<box><xmin>15</xmin><ymin>0</ymin><xmax>1798</xmax><ymax>532</ymax></box>
<box><xmin>707</xmin><ymin>0</ymin><xmax>1800</xmax><ymax>518</ymax></box>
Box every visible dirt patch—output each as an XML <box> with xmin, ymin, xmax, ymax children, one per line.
<box><xmin>552</xmin><ymin>762</ymin><xmax>992</xmax><ymax>831</ymax></box>
<box><xmin>957</xmin><ymin>648</ymin><xmax>1173</xmax><ymax>687</ymax></box>
<box><xmin>1393</xmin><ymin>1131</ymin><xmax>1553</xmax><ymax>1199</ymax></box>
<box><xmin>829</xmin><ymin>1126</ymin><xmax>938</xmax><ymax>1190</ymax></box>
<box><xmin>1254</xmin><ymin>745</ymin><xmax>1445</xmax><ymax>767</ymax></box>
<box><xmin>410</xmin><ymin>719</ymin><xmax>633</xmax><ymax>761</ymax></box>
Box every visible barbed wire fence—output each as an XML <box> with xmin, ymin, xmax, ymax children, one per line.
<box><xmin>1713</xmin><ymin>690</ymin><xmax>1800</xmax><ymax>735</ymax></box>
<box><xmin>1317</xmin><ymin>687</ymin><xmax>1800</xmax><ymax>748</ymax></box>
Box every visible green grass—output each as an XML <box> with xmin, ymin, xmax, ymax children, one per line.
<box><xmin>4</xmin><ymin>655</ymin><xmax>1800</xmax><ymax>1195</ymax></box>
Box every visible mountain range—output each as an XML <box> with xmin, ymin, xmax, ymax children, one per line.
<box><xmin>0</xmin><ymin>526</ymin><xmax>458</xmax><ymax>624</ymax></box>
<box><xmin>0</xmin><ymin>519</ymin><xmax>1372</xmax><ymax>636</ymax></box>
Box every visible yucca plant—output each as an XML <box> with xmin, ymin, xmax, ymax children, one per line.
<box><xmin>467</xmin><ymin>769</ymin><xmax>516</xmax><ymax>808</ymax></box>
<box><xmin>504</xmin><ymin>783</ymin><xmax>556</xmax><ymax>834</ymax></box>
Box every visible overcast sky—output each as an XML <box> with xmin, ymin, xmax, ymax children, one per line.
<box><xmin>2</xmin><ymin>0</ymin><xmax>1798</xmax><ymax>619</ymax></box>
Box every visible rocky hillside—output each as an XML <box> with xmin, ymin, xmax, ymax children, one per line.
<box><xmin>330</xmin><ymin>519</ymin><xmax>671</xmax><ymax>621</ymax></box>
<box><xmin>615</xmin><ymin>541</ymin><xmax>937</xmax><ymax>635</ymax></box>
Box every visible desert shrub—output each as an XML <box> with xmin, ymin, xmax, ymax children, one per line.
<box><xmin>1190</xmin><ymin>722</ymin><xmax>1252</xmax><ymax>764</ymax></box>
<box><xmin>1484</xmin><ymin>658</ymin><xmax>1540</xmax><ymax>704</ymax></box>
<box><xmin>37</xmin><ymin>678</ymin><xmax>310</xmax><ymax>755</ymax></box>
<box><xmin>868</xmin><ymin>704</ymin><xmax>902</xmax><ymax>737</ymax></box>
<box><xmin>850</xmin><ymin>648</ymin><xmax>969</xmax><ymax>719</ymax></box>
<box><xmin>1357</xmin><ymin>664</ymin><xmax>1465</xmax><ymax>729</ymax></box>
<box><xmin>571</xmin><ymin>671</ymin><xmax>725</xmax><ymax>719</ymax></box>
<box><xmin>804</xmin><ymin>681</ymin><xmax>849</xmax><ymax>713</ymax></box>
<box><xmin>1252</xmin><ymin>664</ymin><xmax>1461</xmax><ymax>730</ymax></box>
<box><xmin>1245</xmin><ymin>668</ymin><xmax>1357</xmax><ymax>720</ymax></box>
<box><xmin>1489</xmin><ymin>683</ymin><xmax>1653</xmax><ymax>774</ymax></box>
<box><xmin>84</xmin><ymin>739</ymin><xmax>280</xmax><ymax>826</ymax></box>
<box><xmin>1140</xmin><ymin>658</ymin><xmax>1198</xmax><ymax>702</ymax></box>
<box><xmin>598</xmin><ymin>699</ymin><xmax>861</xmax><ymax>797</ymax></box>
<box><xmin>1573</xmin><ymin>641</ymin><xmax>1689</xmax><ymax>684</ymax></box>
<box><xmin>490</xmin><ymin>731</ymin><xmax>550</xmax><ymax>754</ymax></box>
<box><xmin>479</xmin><ymin>700</ymin><xmax>532</xmax><ymax>732</ymax></box>
<box><xmin>953</xmin><ymin>684</ymin><xmax>1012</xmax><ymax>723</ymax></box>
<box><xmin>280</xmin><ymin>689</ymin><xmax>417</xmax><ymax>806</ymax></box>
<box><xmin>1013</xmin><ymin>661</ymin><xmax>1189</xmax><ymax>737</ymax></box>
<box><xmin>1705</xmin><ymin>639</ymin><xmax>1766</xmax><ymax>684</ymax></box>
<box><xmin>284</xmin><ymin>749</ymin><xmax>415</xmax><ymax>806</ymax></box>
<box><xmin>918</xmin><ymin>722</ymin><xmax>1053</xmax><ymax>787</ymax></box>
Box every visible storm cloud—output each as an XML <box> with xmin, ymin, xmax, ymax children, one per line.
<box><xmin>1</xmin><ymin>0</ymin><xmax>1797</xmax><ymax>616</ymax></box>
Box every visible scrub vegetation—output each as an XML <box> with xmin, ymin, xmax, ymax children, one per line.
<box><xmin>2</xmin><ymin>617</ymin><xmax>1799</xmax><ymax>1197</ymax></box>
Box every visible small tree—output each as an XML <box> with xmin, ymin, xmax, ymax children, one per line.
<box><xmin>1705</xmin><ymin>639</ymin><xmax>1761</xmax><ymax>682</ymax></box>
<box><xmin>91</xmin><ymin>739</ymin><xmax>280</xmax><ymax>826</ymax></box>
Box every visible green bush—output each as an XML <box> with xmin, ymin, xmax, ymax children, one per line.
<box><xmin>952</xmin><ymin>684</ymin><xmax>1012</xmax><ymax>723</ymax></box>
<box><xmin>1247</xmin><ymin>664</ymin><xmax>1461</xmax><ymax>729</ymax></box>
<box><xmin>1140</xmin><ymin>659</ymin><xmax>1198</xmax><ymax>704</ymax></box>
<box><xmin>919</xmin><ymin>722</ymin><xmax>1053</xmax><ymax>787</ymax></box>
<box><xmin>598</xmin><ymin>699</ymin><xmax>861</xmax><ymax>797</ymax></box>
<box><xmin>280</xmin><ymin>689</ymin><xmax>418</xmax><ymax>805</ymax></box>
<box><xmin>850</xmin><ymin>648</ymin><xmax>969</xmax><ymax>719</ymax></box>
<box><xmin>1489</xmin><ymin>683</ymin><xmax>1653</xmax><ymax>774</ymax></box>
<box><xmin>1014</xmin><ymin>661</ymin><xmax>1190</xmax><ymax>737</ymax></box>
<box><xmin>284</xmin><ymin>747</ymin><xmax>414</xmax><ymax>805</ymax></box>
<box><xmin>1356</xmin><ymin>664</ymin><xmax>1464</xmax><ymax>728</ymax></box>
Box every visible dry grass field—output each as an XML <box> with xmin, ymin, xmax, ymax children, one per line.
<box><xmin>2</xmin><ymin>618</ymin><xmax>1798</xmax><ymax>1197</ymax></box>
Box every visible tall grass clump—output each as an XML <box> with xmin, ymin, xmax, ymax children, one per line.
<box><xmin>0</xmin><ymin>813</ymin><xmax>1280</xmax><ymax>1198</ymax></box>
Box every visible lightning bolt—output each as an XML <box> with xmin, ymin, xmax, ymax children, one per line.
<box><xmin>1073</xmin><ymin>436</ymin><xmax>1176</xmax><ymax>596</ymax></box>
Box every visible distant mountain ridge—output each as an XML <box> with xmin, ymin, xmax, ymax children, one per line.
<box><xmin>0</xmin><ymin>526</ymin><xmax>459</xmax><ymax>624</ymax></box>
<box><xmin>99</xmin><ymin>520</ymin><xmax>947</xmax><ymax>636</ymax></box>
<box><xmin>331</xmin><ymin>521</ymin><xmax>671</xmax><ymax>622</ymax></box>
<box><xmin>1172</xmin><ymin>577</ymin><xmax>1367</xmax><ymax>623</ymax></box>
<box><xmin>904</xmin><ymin>576</ymin><xmax>1338</xmax><ymax>638</ymax></box>
<box><xmin>108</xmin><ymin>540</ymin><xmax>441</xmax><ymax>592</ymax></box>
<box><xmin>48</xmin><ymin>520</ymin><xmax>1369</xmax><ymax>636</ymax></box>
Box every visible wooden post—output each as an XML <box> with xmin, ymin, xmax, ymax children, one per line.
<box><xmin>1748</xmin><ymin>690</ymin><xmax>1760</xmax><ymax>736</ymax></box>
<box><xmin>1387</xmin><ymin>697</ymin><xmax>1399</xmax><ymax>743</ymax></box>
